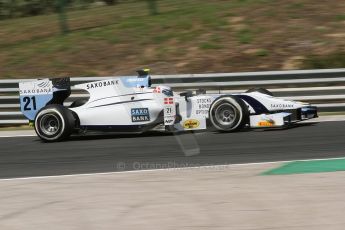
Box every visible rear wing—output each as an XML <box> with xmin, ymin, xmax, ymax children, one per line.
<box><xmin>19</xmin><ymin>78</ymin><xmax>70</xmax><ymax>120</ymax></box>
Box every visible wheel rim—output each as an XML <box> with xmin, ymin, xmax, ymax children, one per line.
<box><xmin>39</xmin><ymin>114</ymin><xmax>60</xmax><ymax>136</ymax></box>
<box><xmin>214</xmin><ymin>103</ymin><xmax>237</xmax><ymax>126</ymax></box>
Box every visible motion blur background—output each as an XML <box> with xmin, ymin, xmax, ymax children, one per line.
<box><xmin>0</xmin><ymin>0</ymin><xmax>344</xmax><ymax>78</ymax></box>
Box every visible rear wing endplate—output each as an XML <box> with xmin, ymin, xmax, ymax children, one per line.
<box><xmin>19</xmin><ymin>78</ymin><xmax>70</xmax><ymax>120</ymax></box>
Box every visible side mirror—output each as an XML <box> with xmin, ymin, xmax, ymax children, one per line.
<box><xmin>180</xmin><ymin>91</ymin><xmax>193</xmax><ymax>101</ymax></box>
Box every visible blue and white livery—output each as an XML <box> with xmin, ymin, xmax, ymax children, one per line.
<box><xmin>19</xmin><ymin>70</ymin><xmax>318</xmax><ymax>142</ymax></box>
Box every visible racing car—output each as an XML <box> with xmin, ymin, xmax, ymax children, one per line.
<box><xmin>19</xmin><ymin>69</ymin><xmax>318</xmax><ymax>142</ymax></box>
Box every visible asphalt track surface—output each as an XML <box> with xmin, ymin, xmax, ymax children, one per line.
<box><xmin>1</xmin><ymin>121</ymin><xmax>345</xmax><ymax>179</ymax></box>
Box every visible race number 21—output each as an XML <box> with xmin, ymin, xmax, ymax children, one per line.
<box><xmin>23</xmin><ymin>96</ymin><xmax>37</xmax><ymax>111</ymax></box>
<box><xmin>165</xmin><ymin>107</ymin><xmax>172</xmax><ymax>115</ymax></box>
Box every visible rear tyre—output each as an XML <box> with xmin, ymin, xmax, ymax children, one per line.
<box><xmin>209</xmin><ymin>96</ymin><xmax>249</xmax><ymax>132</ymax></box>
<box><xmin>34</xmin><ymin>104</ymin><xmax>76</xmax><ymax>142</ymax></box>
<box><xmin>246</xmin><ymin>88</ymin><xmax>273</xmax><ymax>96</ymax></box>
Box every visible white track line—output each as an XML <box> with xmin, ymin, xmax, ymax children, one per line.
<box><xmin>0</xmin><ymin>130</ymin><xmax>36</xmax><ymax>138</ymax></box>
<box><xmin>1</xmin><ymin>156</ymin><xmax>345</xmax><ymax>182</ymax></box>
<box><xmin>0</xmin><ymin>134</ymin><xmax>36</xmax><ymax>138</ymax></box>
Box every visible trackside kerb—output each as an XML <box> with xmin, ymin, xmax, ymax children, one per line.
<box><xmin>262</xmin><ymin>158</ymin><xmax>345</xmax><ymax>175</ymax></box>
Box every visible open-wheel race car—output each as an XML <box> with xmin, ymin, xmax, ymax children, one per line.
<box><xmin>19</xmin><ymin>69</ymin><xmax>318</xmax><ymax>142</ymax></box>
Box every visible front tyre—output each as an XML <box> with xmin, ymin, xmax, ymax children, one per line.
<box><xmin>209</xmin><ymin>96</ymin><xmax>249</xmax><ymax>132</ymax></box>
<box><xmin>34</xmin><ymin>104</ymin><xmax>75</xmax><ymax>142</ymax></box>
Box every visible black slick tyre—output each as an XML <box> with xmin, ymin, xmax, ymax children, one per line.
<box><xmin>209</xmin><ymin>96</ymin><xmax>249</xmax><ymax>132</ymax></box>
<box><xmin>34</xmin><ymin>104</ymin><xmax>75</xmax><ymax>142</ymax></box>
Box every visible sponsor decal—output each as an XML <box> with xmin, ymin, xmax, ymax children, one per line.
<box><xmin>37</xmin><ymin>81</ymin><xmax>50</xmax><ymax>88</ymax></box>
<box><xmin>86</xmin><ymin>80</ymin><xmax>118</xmax><ymax>89</ymax></box>
<box><xmin>20</xmin><ymin>88</ymin><xmax>52</xmax><ymax>95</ymax></box>
<box><xmin>19</xmin><ymin>80</ymin><xmax>53</xmax><ymax>95</ymax></box>
<box><xmin>183</xmin><ymin>119</ymin><xmax>200</xmax><ymax>129</ymax></box>
<box><xmin>258</xmin><ymin>120</ymin><xmax>275</xmax><ymax>127</ymax></box>
<box><xmin>197</xmin><ymin>98</ymin><xmax>212</xmax><ymax>107</ymax></box>
<box><xmin>164</xmin><ymin>117</ymin><xmax>175</xmax><ymax>125</ymax></box>
<box><xmin>271</xmin><ymin>104</ymin><xmax>294</xmax><ymax>109</ymax></box>
<box><xmin>121</xmin><ymin>76</ymin><xmax>150</xmax><ymax>88</ymax></box>
<box><xmin>164</xmin><ymin>97</ymin><xmax>174</xmax><ymax>105</ymax></box>
<box><xmin>126</xmin><ymin>78</ymin><xmax>145</xmax><ymax>82</ymax></box>
<box><xmin>164</xmin><ymin>98</ymin><xmax>176</xmax><ymax>125</ymax></box>
<box><xmin>131</xmin><ymin>108</ymin><xmax>150</xmax><ymax>122</ymax></box>
<box><xmin>196</xmin><ymin>98</ymin><xmax>212</xmax><ymax>115</ymax></box>
<box><xmin>153</xmin><ymin>86</ymin><xmax>161</xmax><ymax>93</ymax></box>
<box><xmin>196</xmin><ymin>110</ymin><xmax>209</xmax><ymax>115</ymax></box>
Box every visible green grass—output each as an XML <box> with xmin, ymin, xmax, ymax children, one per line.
<box><xmin>236</xmin><ymin>28</ymin><xmax>253</xmax><ymax>44</ymax></box>
<box><xmin>0</xmin><ymin>0</ymin><xmax>344</xmax><ymax>78</ymax></box>
<box><xmin>335</xmin><ymin>14</ymin><xmax>345</xmax><ymax>21</ymax></box>
<box><xmin>288</xmin><ymin>2</ymin><xmax>304</xmax><ymax>9</ymax></box>
<box><xmin>0</xmin><ymin>0</ymin><xmax>238</xmax><ymax>77</ymax></box>
<box><xmin>255</xmin><ymin>48</ymin><xmax>269</xmax><ymax>57</ymax></box>
<box><xmin>303</xmin><ymin>53</ymin><xmax>345</xmax><ymax>69</ymax></box>
<box><xmin>199</xmin><ymin>42</ymin><xmax>222</xmax><ymax>50</ymax></box>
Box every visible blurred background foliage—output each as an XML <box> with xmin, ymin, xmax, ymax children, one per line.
<box><xmin>0</xmin><ymin>0</ymin><xmax>343</xmax><ymax>78</ymax></box>
<box><xmin>0</xmin><ymin>0</ymin><xmax>122</xmax><ymax>19</ymax></box>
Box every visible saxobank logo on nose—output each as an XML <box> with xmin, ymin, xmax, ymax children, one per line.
<box><xmin>131</xmin><ymin>108</ymin><xmax>150</xmax><ymax>122</ymax></box>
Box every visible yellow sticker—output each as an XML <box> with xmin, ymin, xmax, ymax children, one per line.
<box><xmin>183</xmin><ymin>119</ymin><xmax>200</xmax><ymax>129</ymax></box>
<box><xmin>258</xmin><ymin>120</ymin><xmax>275</xmax><ymax>127</ymax></box>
